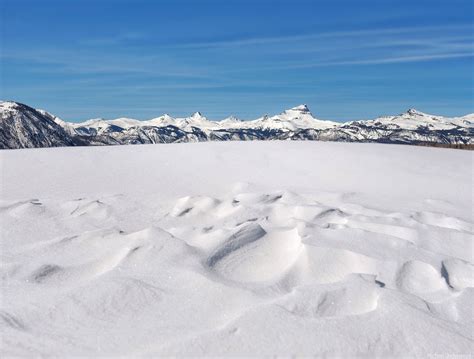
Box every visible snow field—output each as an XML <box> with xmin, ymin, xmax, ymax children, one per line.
<box><xmin>0</xmin><ymin>141</ymin><xmax>472</xmax><ymax>356</ymax></box>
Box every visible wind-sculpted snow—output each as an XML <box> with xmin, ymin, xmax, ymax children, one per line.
<box><xmin>1</xmin><ymin>141</ymin><xmax>472</xmax><ymax>356</ymax></box>
<box><xmin>1</xmin><ymin>101</ymin><xmax>472</xmax><ymax>149</ymax></box>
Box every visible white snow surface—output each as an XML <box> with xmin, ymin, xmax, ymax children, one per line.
<box><xmin>0</xmin><ymin>141</ymin><xmax>473</xmax><ymax>356</ymax></box>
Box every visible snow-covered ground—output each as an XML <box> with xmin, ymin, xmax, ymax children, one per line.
<box><xmin>1</xmin><ymin>141</ymin><xmax>473</xmax><ymax>356</ymax></box>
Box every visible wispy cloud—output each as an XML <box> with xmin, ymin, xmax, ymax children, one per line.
<box><xmin>2</xmin><ymin>23</ymin><xmax>472</xmax><ymax>80</ymax></box>
<box><xmin>240</xmin><ymin>49</ymin><xmax>474</xmax><ymax>71</ymax></box>
<box><xmin>79</xmin><ymin>31</ymin><xmax>147</xmax><ymax>46</ymax></box>
<box><xmin>1</xmin><ymin>49</ymin><xmax>212</xmax><ymax>78</ymax></box>
<box><xmin>171</xmin><ymin>24</ymin><xmax>473</xmax><ymax>49</ymax></box>
<box><xmin>2</xmin><ymin>22</ymin><xmax>473</xmax><ymax>122</ymax></box>
<box><xmin>315</xmin><ymin>52</ymin><xmax>474</xmax><ymax>67</ymax></box>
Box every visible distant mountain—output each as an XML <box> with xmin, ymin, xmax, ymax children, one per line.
<box><xmin>1</xmin><ymin>101</ymin><xmax>472</xmax><ymax>149</ymax></box>
<box><xmin>0</xmin><ymin>102</ymin><xmax>78</xmax><ymax>148</ymax></box>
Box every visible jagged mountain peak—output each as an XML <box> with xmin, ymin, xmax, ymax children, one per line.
<box><xmin>288</xmin><ymin>104</ymin><xmax>311</xmax><ymax>113</ymax></box>
<box><xmin>1</xmin><ymin>100</ymin><xmax>472</xmax><ymax>149</ymax></box>
<box><xmin>190</xmin><ymin>111</ymin><xmax>205</xmax><ymax>119</ymax></box>
<box><xmin>405</xmin><ymin>108</ymin><xmax>428</xmax><ymax>116</ymax></box>
<box><xmin>221</xmin><ymin>115</ymin><xmax>240</xmax><ymax>122</ymax></box>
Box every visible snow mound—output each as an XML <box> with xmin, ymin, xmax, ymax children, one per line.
<box><xmin>208</xmin><ymin>225</ymin><xmax>304</xmax><ymax>284</ymax></box>
<box><xmin>396</xmin><ymin>260</ymin><xmax>446</xmax><ymax>294</ymax></box>
<box><xmin>1</xmin><ymin>141</ymin><xmax>472</xmax><ymax>356</ymax></box>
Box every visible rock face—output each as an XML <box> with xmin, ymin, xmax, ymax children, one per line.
<box><xmin>1</xmin><ymin>101</ymin><xmax>472</xmax><ymax>149</ymax></box>
<box><xmin>0</xmin><ymin>102</ymin><xmax>79</xmax><ymax>149</ymax></box>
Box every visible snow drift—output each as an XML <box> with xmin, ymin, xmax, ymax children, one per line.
<box><xmin>1</xmin><ymin>141</ymin><xmax>472</xmax><ymax>356</ymax></box>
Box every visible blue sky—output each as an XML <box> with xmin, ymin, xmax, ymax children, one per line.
<box><xmin>1</xmin><ymin>0</ymin><xmax>473</xmax><ymax>122</ymax></box>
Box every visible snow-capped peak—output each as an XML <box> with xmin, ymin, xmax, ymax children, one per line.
<box><xmin>405</xmin><ymin>108</ymin><xmax>428</xmax><ymax>117</ymax></box>
<box><xmin>1</xmin><ymin>100</ymin><xmax>472</xmax><ymax>149</ymax></box>
<box><xmin>288</xmin><ymin>104</ymin><xmax>311</xmax><ymax>114</ymax></box>
<box><xmin>364</xmin><ymin>108</ymin><xmax>463</xmax><ymax>131</ymax></box>
<box><xmin>219</xmin><ymin>115</ymin><xmax>241</xmax><ymax>125</ymax></box>
<box><xmin>222</xmin><ymin>115</ymin><xmax>240</xmax><ymax>122</ymax></box>
<box><xmin>152</xmin><ymin>114</ymin><xmax>174</xmax><ymax>121</ymax></box>
<box><xmin>145</xmin><ymin>114</ymin><xmax>175</xmax><ymax>127</ymax></box>
<box><xmin>0</xmin><ymin>101</ymin><xmax>21</xmax><ymax>112</ymax></box>
<box><xmin>190</xmin><ymin>111</ymin><xmax>205</xmax><ymax>120</ymax></box>
<box><xmin>271</xmin><ymin>104</ymin><xmax>339</xmax><ymax>130</ymax></box>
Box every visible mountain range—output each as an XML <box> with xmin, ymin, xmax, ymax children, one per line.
<box><xmin>1</xmin><ymin>101</ymin><xmax>473</xmax><ymax>149</ymax></box>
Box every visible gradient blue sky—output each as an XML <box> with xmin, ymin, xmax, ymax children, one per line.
<box><xmin>1</xmin><ymin>0</ymin><xmax>473</xmax><ymax>122</ymax></box>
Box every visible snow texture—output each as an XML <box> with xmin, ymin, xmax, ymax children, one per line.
<box><xmin>0</xmin><ymin>141</ymin><xmax>472</xmax><ymax>356</ymax></box>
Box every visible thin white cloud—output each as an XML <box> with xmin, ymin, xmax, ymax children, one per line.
<box><xmin>323</xmin><ymin>52</ymin><xmax>474</xmax><ymax>66</ymax></box>
<box><xmin>79</xmin><ymin>32</ymin><xmax>147</xmax><ymax>46</ymax></box>
<box><xmin>172</xmin><ymin>24</ymin><xmax>473</xmax><ymax>49</ymax></box>
<box><xmin>2</xmin><ymin>23</ymin><xmax>472</xmax><ymax>80</ymax></box>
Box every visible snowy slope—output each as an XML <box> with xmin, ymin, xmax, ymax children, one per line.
<box><xmin>219</xmin><ymin>105</ymin><xmax>339</xmax><ymax>131</ymax></box>
<box><xmin>0</xmin><ymin>102</ymin><xmax>78</xmax><ymax>148</ymax></box>
<box><xmin>355</xmin><ymin>108</ymin><xmax>474</xmax><ymax>131</ymax></box>
<box><xmin>1</xmin><ymin>141</ymin><xmax>472</xmax><ymax>356</ymax></box>
<box><xmin>266</xmin><ymin>104</ymin><xmax>339</xmax><ymax>130</ymax></box>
